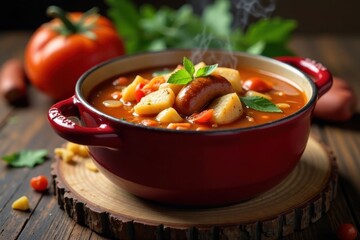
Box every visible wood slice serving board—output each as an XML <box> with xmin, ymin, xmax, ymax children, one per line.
<box><xmin>51</xmin><ymin>136</ymin><xmax>338</xmax><ymax>240</ymax></box>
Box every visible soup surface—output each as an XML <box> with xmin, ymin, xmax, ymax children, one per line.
<box><xmin>88</xmin><ymin>61</ymin><xmax>306</xmax><ymax>131</ymax></box>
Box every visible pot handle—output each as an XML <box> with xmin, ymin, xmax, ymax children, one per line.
<box><xmin>275</xmin><ymin>56</ymin><xmax>333</xmax><ymax>97</ymax></box>
<box><xmin>48</xmin><ymin>96</ymin><xmax>122</xmax><ymax>148</ymax></box>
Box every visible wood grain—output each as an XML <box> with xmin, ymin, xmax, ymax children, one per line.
<box><xmin>52</xmin><ymin>136</ymin><xmax>338</xmax><ymax>239</ymax></box>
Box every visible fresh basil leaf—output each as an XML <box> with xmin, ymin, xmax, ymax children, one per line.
<box><xmin>2</xmin><ymin>149</ymin><xmax>48</xmax><ymax>168</ymax></box>
<box><xmin>183</xmin><ymin>57</ymin><xmax>195</xmax><ymax>76</ymax></box>
<box><xmin>240</xmin><ymin>96</ymin><xmax>282</xmax><ymax>113</ymax></box>
<box><xmin>194</xmin><ymin>64</ymin><xmax>218</xmax><ymax>78</ymax></box>
<box><xmin>167</xmin><ymin>69</ymin><xmax>192</xmax><ymax>84</ymax></box>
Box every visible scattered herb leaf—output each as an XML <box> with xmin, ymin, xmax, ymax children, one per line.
<box><xmin>168</xmin><ymin>57</ymin><xmax>218</xmax><ymax>85</ymax></box>
<box><xmin>240</xmin><ymin>96</ymin><xmax>282</xmax><ymax>113</ymax></box>
<box><xmin>2</xmin><ymin>150</ymin><xmax>48</xmax><ymax>168</ymax></box>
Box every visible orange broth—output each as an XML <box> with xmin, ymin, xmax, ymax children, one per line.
<box><xmin>87</xmin><ymin>66</ymin><xmax>307</xmax><ymax>130</ymax></box>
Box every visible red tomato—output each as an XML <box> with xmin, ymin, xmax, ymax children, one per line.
<box><xmin>25</xmin><ymin>6</ymin><xmax>125</xmax><ymax>100</ymax></box>
<box><xmin>30</xmin><ymin>175</ymin><xmax>49</xmax><ymax>192</ymax></box>
<box><xmin>337</xmin><ymin>223</ymin><xmax>358</xmax><ymax>240</ymax></box>
<box><xmin>242</xmin><ymin>77</ymin><xmax>272</xmax><ymax>92</ymax></box>
<box><xmin>188</xmin><ymin>109</ymin><xmax>214</xmax><ymax>124</ymax></box>
<box><xmin>135</xmin><ymin>83</ymin><xmax>146</xmax><ymax>102</ymax></box>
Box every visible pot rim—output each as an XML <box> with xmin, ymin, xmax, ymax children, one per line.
<box><xmin>75</xmin><ymin>49</ymin><xmax>318</xmax><ymax>135</ymax></box>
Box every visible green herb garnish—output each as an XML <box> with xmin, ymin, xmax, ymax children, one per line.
<box><xmin>2</xmin><ymin>149</ymin><xmax>48</xmax><ymax>168</ymax></box>
<box><xmin>167</xmin><ymin>57</ymin><xmax>218</xmax><ymax>85</ymax></box>
<box><xmin>240</xmin><ymin>96</ymin><xmax>282</xmax><ymax>113</ymax></box>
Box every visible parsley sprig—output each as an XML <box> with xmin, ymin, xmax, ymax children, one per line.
<box><xmin>2</xmin><ymin>149</ymin><xmax>48</xmax><ymax>168</ymax></box>
<box><xmin>167</xmin><ymin>57</ymin><xmax>218</xmax><ymax>85</ymax></box>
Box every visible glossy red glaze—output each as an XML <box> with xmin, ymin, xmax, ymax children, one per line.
<box><xmin>48</xmin><ymin>50</ymin><xmax>332</xmax><ymax>206</ymax></box>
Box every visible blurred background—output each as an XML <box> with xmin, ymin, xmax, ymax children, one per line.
<box><xmin>1</xmin><ymin>0</ymin><xmax>359</xmax><ymax>34</ymax></box>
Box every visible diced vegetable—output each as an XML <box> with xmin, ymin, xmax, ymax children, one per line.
<box><xmin>12</xmin><ymin>196</ymin><xmax>30</xmax><ymax>211</ymax></box>
<box><xmin>134</xmin><ymin>88</ymin><xmax>175</xmax><ymax>115</ymax></box>
<box><xmin>188</xmin><ymin>109</ymin><xmax>214</xmax><ymax>124</ymax></box>
<box><xmin>159</xmin><ymin>82</ymin><xmax>184</xmax><ymax>95</ymax></box>
<box><xmin>213</xmin><ymin>67</ymin><xmax>243</xmax><ymax>93</ymax></box>
<box><xmin>208</xmin><ymin>93</ymin><xmax>243</xmax><ymax>125</ymax></box>
<box><xmin>142</xmin><ymin>76</ymin><xmax>166</xmax><ymax>95</ymax></box>
<box><xmin>156</xmin><ymin>107</ymin><xmax>183</xmax><ymax>123</ymax></box>
<box><xmin>134</xmin><ymin>82</ymin><xmax>146</xmax><ymax>102</ymax></box>
<box><xmin>121</xmin><ymin>75</ymin><xmax>149</xmax><ymax>102</ymax></box>
<box><xmin>242</xmin><ymin>77</ymin><xmax>272</xmax><ymax>92</ymax></box>
<box><xmin>30</xmin><ymin>175</ymin><xmax>48</xmax><ymax>192</ymax></box>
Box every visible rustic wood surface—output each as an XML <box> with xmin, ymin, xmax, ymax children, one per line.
<box><xmin>0</xmin><ymin>31</ymin><xmax>359</xmax><ymax>240</ymax></box>
<box><xmin>51</xmin><ymin>136</ymin><xmax>338</xmax><ymax>239</ymax></box>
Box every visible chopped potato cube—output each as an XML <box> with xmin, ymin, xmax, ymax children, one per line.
<box><xmin>12</xmin><ymin>196</ymin><xmax>30</xmax><ymax>211</ymax></box>
<box><xmin>156</xmin><ymin>107</ymin><xmax>183</xmax><ymax>123</ymax></box>
<box><xmin>121</xmin><ymin>75</ymin><xmax>149</xmax><ymax>102</ymax></box>
<box><xmin>213</xmin><ymin>67</ymin><xmax>243</xmax><ymax>94</ymax></box>
<box><xmin>159</xmin><ymin>83</ymin><xmax>184</xmax><ymax>95</ymax></box>
<box><xmin>134</xmin><ymin>88</ymin><xmax>175</xmax><ymax>115</ymax></box>
<box><xmin>208</xmin><ymin>93</ymin><xmax>243</xmax><ymax>125</ymax></box>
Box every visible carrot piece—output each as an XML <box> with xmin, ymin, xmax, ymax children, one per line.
<box><xmin>141</xmin><ymin>119</ymin><xmax>158</xmax><ymax>127</ymax></box>
<box><xmin>188</xmin><ymin>109</ymin><xmax>214</xmax><ymax>124</ymax></box>
<box><xmin>242</xmin><ymin>77</ymin><xmax>272</xmax><ymax>93</ymax></box>
<box><xmin>142</xmin><ymin>76</ymin><xmax>166</xmax><ymax>95</ymax></box>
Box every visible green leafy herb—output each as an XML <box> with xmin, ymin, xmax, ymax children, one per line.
<box><xmin>105</xmin><ymin>0</ymin><xmax>297</xmax><ymax>57</ymax></box>
<box><xmin>240</xmin><ymin>96</ymin><xmax>282</xmax><ymax>113</ymax></box>
<box><xmin>168</xmin><ymin>57</ymin><xmax>218</xmax><ymax>85</ymax></box>
<box><xmin>2</xmin><ymin>149</ymin><xmax>48</xmax><ymax>168</ymax></box>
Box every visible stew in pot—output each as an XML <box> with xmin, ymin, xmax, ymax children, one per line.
<box><xmin>88</xmin><ymin>57</ymin><xmax>306</xmax><ymax>130</ymax></box>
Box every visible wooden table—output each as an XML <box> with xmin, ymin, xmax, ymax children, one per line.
<box><xmin>0</xmin><ymin>31</ymin><xmax>359</xmax><ymax>240</ymax></box>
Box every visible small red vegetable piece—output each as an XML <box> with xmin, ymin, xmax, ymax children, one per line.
<box><xmin>337</xmin><ymin>223</ymin><xmax>358</xmax><ymax>240</ymax></box>
<box><xmin>30</xmin><ymin>175</ymin><xmax>49</xmax><ymax>192</ymax></box>
<box><xmin>134</xmin><ymin>83</ymin><xmax>146</xmax><ymax>102</ymax></box>
<box><xmin>188</xmin><ymin>109</ymin><xmax>214</xmax><ymax>124</ymax></box>
<box><xmin>242</xmin><ymin>77</ymin><xmax>272</xmax><ymax>92</ymax></box>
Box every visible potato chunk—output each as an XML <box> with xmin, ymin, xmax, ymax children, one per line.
<box><xmin>121</xmin><ymin>75</ymin><xmax>148</xmax><ymax>102</ymax></box>
<box><xmin>156</xmin><ymin>107</ymin><xmax>183</xmax><ymax>123</ymax></box>
<box><xmin>208</xmin><ymin>93</ymin><xmax>243</xmax><ymax>125</ymax></box>
<box><xmin>213</xmin><ymin>67</ymin><xmax>243</xmax><ymax>94</ymax></box>
<box><xmin>134</xmin><ymin>88</ymin><xmax>175</xmax><ymax>115</ymax></box>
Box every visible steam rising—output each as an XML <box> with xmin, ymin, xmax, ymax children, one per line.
<box><xmin>233</xmin><ymin>0</ymin><xmax>276</xmax><ymax>29</ymax></box>
<box><xmin>190</xmin><ymin>0</ymin><xmax>277</xmax><ymax>66</ymax></box>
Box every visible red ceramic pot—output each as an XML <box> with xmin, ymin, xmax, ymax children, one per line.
<box><xmin>48</xmin><ymin>50</ymin><xmax>332</xmax><ymax>206</ymax></box>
